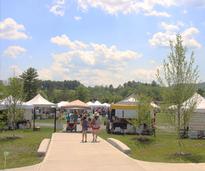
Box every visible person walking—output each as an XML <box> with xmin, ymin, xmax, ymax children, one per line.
<box><xmin>91</xmin><ymin>112</ymin><xmax>101</xmax><ymax>142</ymax></box>
<box><xmin>81</xmin><ymin>116</ymin><xmax>88</xmax><ymax>143</ymax></box>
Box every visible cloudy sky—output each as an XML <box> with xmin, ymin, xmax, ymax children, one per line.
<box><xmin>0</xmin><ymin>0</ymin><xmax>205</xmax><ymax>87</ymax></box>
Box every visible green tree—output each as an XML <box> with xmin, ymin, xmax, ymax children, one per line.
<box><xmin>157</xmin><ymin>35</ymin><xmax>199</xmax><ymax>140</ymax></box>
<box><xmin>7</xmin><ymin>77</ymin><xmax>24</xmax><ymax>129</ymax></box>
<box><xmin>0</xmin><ymin>82</ymin><xmax>8</xmax><ymax>99</ymax></box>
<box><xmin>75</xmin><ymin>86</ymin><xmax>89</xmax><ymax>102</ymax></box>
<box><xmin>20</xmin><ymin>67</ymin><xmax>39</xmax><ymax>101</ymax></box>
<box><xmin>127</xmin><ymin>94</ymin><xmax>152</xmax><ymax>135</ymax></box>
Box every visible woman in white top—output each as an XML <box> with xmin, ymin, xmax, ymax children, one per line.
<box><xmin>91</xmin><ymin>112</ymin><xmax>101</xmax><ymax>142</ymax></box>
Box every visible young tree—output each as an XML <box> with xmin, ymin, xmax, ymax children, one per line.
<box><xmin>157</xmin><ymin>35</ymin><xmax>199</xmax><ymax>140</ymax></box>
<box><xmin>127</xmin><ymin>94</ymin><xmax>152</xmax><ymax>135</ymax></box>
<box><xmin>20</xmin><ymin>67</ymin><xmax>39</xmax><ymax>101</ymax></box>
<box><xmin>6</xmin><ymin>77</ymin><xmax>24</xmax><ymax>129</ymax></box>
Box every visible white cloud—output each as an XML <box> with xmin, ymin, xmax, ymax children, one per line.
<box><xmin>38</xmin><ymin>35</ymin><xmax>143</xmax><ymax>86</ymax></box>
<box><xmin>0</xmin><ymin>18</ymin><xmax>29</xmax><ymax>40</ymax></box>
<box><xmin>51</xmin><ymin>34</ymin><xmax>88</xmax><ymax>50</ymax></box>
<box><xmin>149</xmin><ymin>22</ymin><xmax>201</xmax><ymax>48</ymax></box>
<box><xmin>74</xmin><ymin>16</ymin><xmax>82</xmax><ymax>21</ymax></box>
<box><xmin>3</xmin><ymin>45</ymin><xmax>26</xmax><ymax>58</ymax></box>
<box><xmin>77</xmin><ymin>0</ymin><xmax>175</xmax><ymax>17</ymax></box>
<box><xmin>50</xmin><ymin>35</ymin><xmax>142</xmax><ymax>64</ymax></box>
<box><xmin>49</xmin><ymin>0</ymin><xmax>66</xmax><ymax>16</ymax></box>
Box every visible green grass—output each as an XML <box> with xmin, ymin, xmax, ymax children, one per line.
<box><xmin>99</xmin><ymin>130</ymin><xmax>205</xmax><ymax>163</ymax></box>
<box><xmin>0</xmin><ymin>128</ymin><xmax>53</xmax><ymax>169</ymax></box>
<box><xmin>35</xmin><ymin>119</ymin><xmax>55</xmax><ymax>124</ymax></box>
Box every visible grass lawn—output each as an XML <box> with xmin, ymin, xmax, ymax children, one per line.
<box><xmin>0</xmin><ymin>128</ymin><xmax>53</xmax><ymax>169</ymax></box>
<box><xmin>35</xmin><ymin>119</ymin><xmax>55</xmax><ymax>124</ymax></box>
<box><xmin>99</xmin><ymin>130</ymin><xmax>205</xmax><ymax>163</ymax></box>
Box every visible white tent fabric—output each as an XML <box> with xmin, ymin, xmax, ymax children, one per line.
<box><xmin>25</xmin><ymin>94</ymin><xmax>56</xmax><ymax>107</ymax></box>
<box><xmin>169</xmin><ymin>93</ymin><xmax>205</xmax><ymax>113</ymax></box>
<box><xmin>86</xmin><ymin>101</ymin><xmax>93</xmax><ymax>106</ymax></box>
<box><xmin>57</xmin><ymin>101</ymin><xmax>69</xmax><ymax>108</ymax></box>
<box><xmin>184</xmin><ymin>93</ymin><xmax>205</xmax><ymax>113</ymax></box>
<box><xmin>0</xmin><ymin>95</ymin><xmax>33</xmax><ymax>110</ymax></box>
<box><xmin>93</xmin><ymin>100</ymin><xmax>103</xmax><ymax>107</ymax></box>
<box><xmin>102</xmin><ymin>103</ymin><xmax>110</xmax><ymax>107</ymax></box>
<box><xmin>117</xmin><ymin>94</ymin><xmax>159</xmax><ymax>108</ymax></box>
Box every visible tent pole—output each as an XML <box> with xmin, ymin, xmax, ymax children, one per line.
<box><xmin>54</xmin><ymin>108</ymin><xmax>57</xmax><ymax>132</ymax></box>
<box><xmin>33</xmin><ymin>107</ymin><xmax>36</xmax><ymax>131</ymax></box>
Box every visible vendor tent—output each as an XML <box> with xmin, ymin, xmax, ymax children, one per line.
<box><xmin>0</xmin><ymin>95</ymin><xmax>33</xmax><ymax>109</ymax></box>
<box><xmin>57</xmin><ymin>101</ymin><xmax>70</xmax><ymax>108</ymax></box>
<box><xmin>86</xmin><ymin>101</ymin><xmax>94</xmax><ymax>106</ymax></box>
<box><xmin>25</xmin><ymin>94</ymin><xmax>56</xmax><ymax>107</ymax></box>
<box><xmin>182</xmin><ymin>93</ymin><xmax>205</xmax><ymax>133</ymax></box>
<box><xmin>111</xmin><ymin>94</ymin><xmax>159</xmax><ymax>110</ymax></box>
<box><xmin>102</xmin><ymin>103</ymin><xmax>110</xmax><ymax>107</ymax></box>
<box><xmin>93</xmin><ymin>100</ymin><xmax>103</xmax><ymax>107</ymax></box>
<box><xmin>25</xmin><ymin>94</ymin><xmax>57</xmax><ymax>131</ymax></box>
<box><xmin>65</xmin><ymin>100</ymin><xmax>90</xmax><ymax>110</ymax></box>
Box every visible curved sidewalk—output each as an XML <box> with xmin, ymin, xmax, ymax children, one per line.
<box><xmin>3</xmin><ymin>133</ymin><xmax>205</xmax><ymax>171</ymax></box>
<box><xmin>39</xmin><ymin>133</ymin><xmax>205</xmax><ymax>171</ymax></box>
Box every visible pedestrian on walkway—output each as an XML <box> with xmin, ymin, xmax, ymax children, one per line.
<box><xmin>91</xmin><ymin>112</ymin><xmax>101</xmax><ymax>142</ymax></box>
<box><xmin>81</xmin><ymin>116</ymin><xmax>88</xmax><ymax>143</ymax></box>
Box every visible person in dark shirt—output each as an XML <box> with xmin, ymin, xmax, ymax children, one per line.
<box><xmin>81</xmin><ymin>116</ymin><xmax>88</xmax><ymax>143</ymax></box>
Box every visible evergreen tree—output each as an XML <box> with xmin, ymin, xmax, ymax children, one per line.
<box><xmin>20</xmin><ymin>68</ymin><xmax>39</xmax><ymax>101</ymax></box>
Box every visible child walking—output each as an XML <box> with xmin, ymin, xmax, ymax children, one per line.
<box><xmin>81</xmin><ymin>116</ymin><xmax>88</xmax><ymax>143</ymax></box>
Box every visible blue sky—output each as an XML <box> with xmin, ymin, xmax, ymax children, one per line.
<box><xmin>0</xmin><ymin>0</ymin><xmax>205</xmax><ymax>87</ymax></box>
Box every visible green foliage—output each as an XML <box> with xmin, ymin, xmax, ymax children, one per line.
<box><xmin>0</xmin><ymin>82</ymin><xmax>8</xmax><ymax>99</ymax></box>
<box><xmin>157</xmin><ymin>35</ymin><xmax>199</xmax><ymax>139</ymax></box>
<box><xmin>137</xmin><ymin>94</ymin><xmax>152</xmax><ymax>127</ymax></box>
<box><xmin>0</xmin><ymin>111</ymin><xmax>7</xmax><ymax>130</ymax></box>
<box><xmin>20</xmin><ymin>67</ymin><xmax>39</xmax><ymax>101</ymax></box>
<box><xmin>75</xmin><ymin>85</ymin><xmax>89</xmax><ymax>101</ymax></box>
<box><xmin>127</xmin><ymin>94</ymin><xmax>152</xmax><ymax>130</ymax></box>
<box><xmin>6</xmin><ymin>77</ymin><xmax>24</xmax><ymax>129</ymax></box>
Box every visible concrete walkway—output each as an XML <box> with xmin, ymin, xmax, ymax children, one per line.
<box><xmin>3</xmin><ymin>133</ymin><xmax>205</xmax><ymax>171</ymax></box>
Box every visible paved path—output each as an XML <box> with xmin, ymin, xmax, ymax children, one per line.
<box><xmin>3</xmin><ymin>133</ymin><xmax>205</xmax><ymax>171</ymax></box>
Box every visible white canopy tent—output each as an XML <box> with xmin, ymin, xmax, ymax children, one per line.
<box><xmin>0</xmin><ymin>95</ymin><xmax>33</xmax><ymax>109</ymax></box>
<box><xmin>93</xmin><ymin>100</ymin><xmax>103</xmax><ymax>107</ymax></box>
<box><xmin>25</xmin><ymin>94</ymin><xmax>56</xmax><ymax>107</ymax></box>
<box><xmin>102</xmin><ymin>103</ymin><xmax>111</xmax><ymax>107</ymax></box>
<box><xmin>169</xmin><ymin>93</ymin><xmax>205</xmax><ymax>137</ymax></box>
<box><xmin>184</xmin><ymin>93</ymin><xmax>205</xmax><ymax>135</ymax></box>
<box><xmin>86</xmin><ymin>101</ymin><xmax>93</xmax><ymax>106</ymax></box>
<box><xmin>0</xmin><ymin>95</ymin><xmax>33</xmax><ymax>122</ymax></box>
<box><xmin>57</xmin><ymin>101</ymin><xmax>70</xmax><ymax>108</ymax></box>
<box><xmin>25</xmin><ymin>94</ymin><xmax>57</xmax><ymax>131</ymax></box>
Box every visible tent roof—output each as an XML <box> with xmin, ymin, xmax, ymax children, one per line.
<box><xmin>102</xmin><ymin>103</ymin><xmax>110</xmax><ymax>107</ymax></box>
<box><xmin>0</xmin><ymin>95</ymin><xmax>33</xmax><ymax>109</ymax></box>
<box><xmin>57</xmin><ymin>101</ymin><xmax>70</xmax><ymax>108</ymax></box>
<box><xmin>184</xmin><ymin>93</ymin><xmax>205</xmax><ymax>112</ymax></box>
<box><xmin>169</xmin><ymin>93</ymin><xmax>205</xmax><ymax>113</ymax></box>
<box><xmin>64</xmin><ymin>100</ymin><xmax>90</xmax><ymax>109</ymax></box>
<box><xmin>112</xmin><ymin>94</ymin><xmax>159</xmax><ymax>110</ymax></box>
<box><xmin>86</xmin><ymin>101</ymin><xmax>93</xmax><ymax>106</ymax></box>
<box><xmin>25</xmin><ymin>94</ymin><xmax>56</xmax><ymax>107</ymax></box>
<box><xmin>117</xmin><ymin>94</ymin><xmax>137</xmax><ymax>105</ymax></box>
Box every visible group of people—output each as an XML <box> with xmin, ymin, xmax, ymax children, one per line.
<box><xmin>65</xmin><ymin>110</ymin><xmax>101</xmax><ymax>143</ymax></box>
<box><xmin>81</xmin><ymin>112</ymin><xmax>101</xmax><ymax>143</ymax></box>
